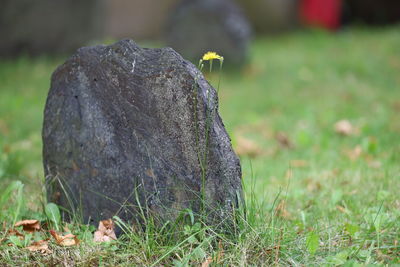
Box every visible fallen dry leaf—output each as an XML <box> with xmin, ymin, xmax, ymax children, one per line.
<box><xmin>305</xmin><ymin>179</ymin><xmax>322</xmax><ymax>193</ymax></box>
<box><xmin>201</xmin><ymin>257</ymin><xmax>213</xmax><ymax>267</ymax></box>
<box><xmin>275</xmin><ymin>132</ymin><xmax>293</xmax><ymax>149</ymax></box>
<box><xmin>1</xmin><ymin>229</ymin><xmax>23</xmax><ymax>243</ymax></box>
<box><xmin>3</xmin><ymin>145</ymin><xmax>11</xmax><ymax>154</ymax></box>
<box><xmin>242</xmin><ymin>63</ymin><xmax>264</xmax><ymax>78</ymax></box>
<box><xmin>235</xmin><ymin>121</ymin><xmax>273</xmax><ymax>139</ymax></box>
<box><xmin>285</xmin><ymin>169</ymin><xmax>293</xmax><ymax>180</ymax></box>
<box><xmin>344</xmin><ymin>145</ymin><xmax>362</xmax><ymax>161</ymax></box>
<box><xmin>217</xmin><ymin>240</ymin><xmax>224</xmax><ymax>264</ymax></box>
<box><xmin>336</xmin><ymin>205</ymin><xmax>350</xmax><ymax>214</ymax></box>
<box><xmin>392</xmin><ymin>101</ymin><xmax>400</xmax><ymax>112</ymax></box>
<box><xmin>145</xmin><ymin>168</ymin><xmax>156</xmax><ymax>178</ymax></box>
<box><xmin>14</xmin><ymin>220</ymin><xmax>41</xmax><ymax>232</ymax></box>
<box><xmin>275</xmin><ymin>200</ymin><xmax>291</xmax><ymax>219</ymax></box>
<box><xmin>93</xmin><ymin>219</ymin><xmax>117</xmax><ymax>243</ymax></box>
<box><xmin>26</xmin><ymin>240</ymin><xmax>52</xmax><ymax>254</ymax></box>
<box><xmin>367</xmin><ymin>160</ymin><xmax>382</xmax><ymax>169</ymax></box>
<box><xmin>290</xmin><ymin>160</ymin><xmax>309</xmax><ymax>168</ymax></box>
<box><xmin>334</xmin><ymin>119</ymin><xmax>355</xmax><ymax>136</ymax></box>
<box><xmin>394</xmin><ymin>200</ymin><xmax>400</xmax><ymax>210</ymax></box>
<box><xmin>234</xmin><ymin>135</ymin><xmax>263</xmax><ymax>158</ymax></box>
<box><xmin>0</xmin><ymin>119</ymin><xmax>9</xmax><ymax>135</ymax></box>
<box><xmin>376</xmin><ymin>249</ymin><xmax>394</xmax><ymax>261</ymax></box>
<box><xmin>348</xmin><ymin>189</ymin><xmax>358</xmax><ymax>195</ymax></box>
<box><xmin>7</xmin><ymin>229</ymin><xmax>24</xmax><ymax>237</ymax></box>
<box><xmin>50</xmin><ymin>230</ymin><xmax>79</xmax><ymax>246</ymax></box>
<box><xmin>63</xmin><ymin>226</ymin><xmax>71</xmax><ymax>233</ymax></box>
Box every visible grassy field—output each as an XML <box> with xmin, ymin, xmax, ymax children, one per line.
<box><xmin>1</xmin><ymin>26</ymin><xmax>399</xmax><ymax>265</ymax></box>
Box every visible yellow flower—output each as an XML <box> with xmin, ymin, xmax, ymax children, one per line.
<box><xmin>202</xmin><ymin>51</ymin><xmax>223</xmax><ymax>61</ymax></box>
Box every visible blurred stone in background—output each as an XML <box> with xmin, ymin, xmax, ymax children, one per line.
<box><xmin>237</xmin><ymin>0</ymin><xmax>299</xmax><ymax>33</ymax></box>
<box><xmin>104</xmin><ymin>0</ymin><xmax>178</xmax><ymax>40</ymax></box>
<box><xmin>166</xmin><ymin>0</ymin><xmax>252</xmax><ymax>67</ymax></box>
<box><xmin>0</xmin><ymin>0</ymin><xmax>104</xmax><ymax>57</ymax></box>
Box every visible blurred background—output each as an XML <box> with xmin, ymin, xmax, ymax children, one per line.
<box><xmin>1</xmin><ymin>0</ymin><xmax>400</xmax><ymax>59</ymax></box>
<box><xmin>0</xmin><ymin>0</ymin><xmax>399</xmax><ymax>231</ymax></box>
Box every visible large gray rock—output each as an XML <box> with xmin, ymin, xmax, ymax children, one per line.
<box><xmin>43</xmin><ymin>40</ymin><xmax>242</xmax><ymax>227</ymax></box>
<box><xmin>166</xmin><ymin>0</ymin><xmax>252</xmax><ymax>67</ymax></box>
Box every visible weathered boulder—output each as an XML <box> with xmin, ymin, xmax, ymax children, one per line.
<box><xmin>43</xmin><ymin>40</ymin><xmax>242</xmax><ymax>227</ymax></box>
<box><xmin>166</xmin><ymin>0</ymin><xmax>252</xmax><ymax>67</ymax></box>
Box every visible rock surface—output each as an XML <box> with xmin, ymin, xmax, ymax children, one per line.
<box><xmin>166</xmin><ymin>0</ymin><xmax>252</xmax><ymax>67</ymax></box>
<box><xmin>43</xmin><ymin>40</ymin><xmax>242</xmax><ymax>226</ymax></box>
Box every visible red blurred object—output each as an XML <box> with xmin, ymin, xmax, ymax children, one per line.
<box><xmin>299</xmin><ymin>0</ymin><xmax>342</xmax><ymax>30</ymax></box>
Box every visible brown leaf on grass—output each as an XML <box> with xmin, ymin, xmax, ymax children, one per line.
<box><xmin>394</xmin><ymin>200</ymin><xmax>400</xmax><ymax>210</ymax></box>
<box><xmin>0</xmin><ymin>119</ymin><xmax>9</xmax><ymax>135</ymax></box>
<box><xmin>239</xmin><ymin>121</ymin><xmax>273</xmax><ymax>139</ymax></box>
<box><xmin>290</xmin><ymin>160</ymin><xmax>309</xmax><ymax>168</ymax></box>
<box><xmin>367</xmin><ymin>160</ymin><xmax>381</xmax><ymax>169</ymax></box>
<box><xmin>275</xmin><ymin>132</ymin><xmax>293</xmax><ymax>149</ymax></box>
<box><xmin>217</xmin><ymin>240</ymin><xmax>224</xmax><ymax>264</ymax></box>
<box><xmin>0</xmin><ymin>229</ymin><xmax>23</xmax><ymax>243</ymax></box>
<box><xmin>334</xmin><ymin>120</ymin><xmax>356</xmax><ymax>136</ymax></box>
<box><xmin>348</xmin><ymin>189</ymin><xmax>358</xmax><ymax>196</ymax></box>
<box><xmin>14</xmin><ymin>220</ymin><xmax>41</xmax><ymax>232</ymax></box>
<box><xmin>145</xmin><ymin>168</ymin><xmax>156</xmax><ymax>178</ymax></box>
<box><xmin>71</xmin><ymin>161</ymin><xmax>79</xmax><ymax>171</ymax></box>
<box><xmin>3</xmin><ymin>145</ymin><xmax>11</xmax><ymax>154</ymax></box>
<box><xmin>93</xmin><ymin>219</ymin><xmax>117</xmax><ymax>243</ymax></box>
<box><xmin>242</xmin><ymin>64</ymin><xmax>264</xmax><ymax>78</ymax></box>
<box><xmin>285</xmin><ymin>169</ymin><xmax>293</xmax><ymax>179</ymax></box>
<box><xmin>376</xmin><ymin>249</ymin><xmax>394</xmax><ymax>261</ymax></box>
<box><xmin>7</xmin><ymin>229</ymin><xmax>24</xmax><ymax>237</ymax></box>
<box><xmin>63</xmin><ymin>226</ymin><xmax>71</xmax><ymax>233</ymax></box>
<box><xmin>344</xmin><ymin>145</ymin><xmax>362</xmax><ymax>161</ymax></box>
<box><xmin>234</xmin><ymin>135</ymin><xmax>263</xmax><ymax>158</ymax></box>
<box><xmin>50</xmin><ymin>230</ymin><xmax>79</xmax><ymax>246</ymax></box>
<box><xmin>304</xmin><ymin>179</ymin><xmax>322</xmax><ymax>193</ymax></box>
<box><xmin>275</xmin><ymin>200</ymin><xmax>291</xmax><ymax>219</ymax></box>
<box><xmin>392</xmin><ymin>101</ymin><xmax>400</xmax><ymax>112</ymax></box>
<box><xmin>201</xmin><ymin>257</ymin><xmax>213</xmax><ymax>267</ymax></box>
<box><xmin>26</xmin><ymin>240</ymin><xmax>52</xmax><ymax>254</ymax></box>
<box><xmin>336</xmin><ymin>205</ymin><xmax>350</xmax><ymax>214</ymax></box>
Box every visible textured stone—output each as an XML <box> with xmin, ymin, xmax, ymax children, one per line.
<box><xmin>43</xmin><ymin>40</ymin><xmax>242</xmax><ymax>227</ymax></box>
<box><xmin>166</xmin><ymin>0</ymin><xmax>252</xmax><ymax>67</ymax></box>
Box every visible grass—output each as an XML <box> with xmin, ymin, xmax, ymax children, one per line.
<box><xmin>1</xmin><ymin>26</ymin><xmax>400</xmax><ymax>265</ymax></box>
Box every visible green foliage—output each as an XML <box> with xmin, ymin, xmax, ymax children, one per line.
<box><xmin>45</xmin><ymin>203</ymin><xmax>61</xmax><ymax>230</ymax></box>
<box><xmin>306</xmin><ymin>231</ymin><xmax>319</xmax><ymax>255</ymax></box>
<box><xmin>0</xmin><ymin>180</ymin><xmax>24</xmax><ymax>224</ymax></box>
